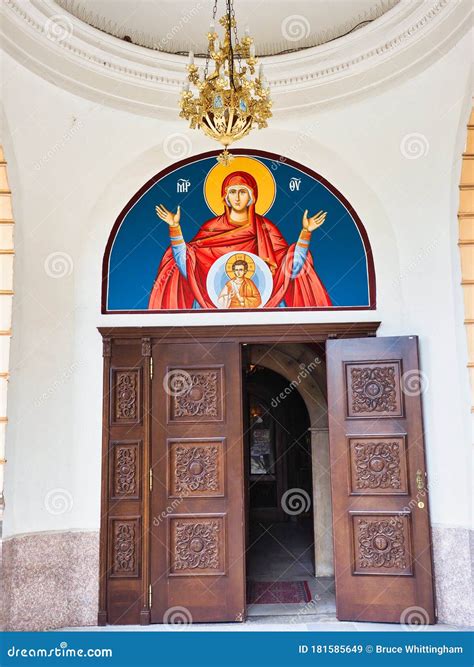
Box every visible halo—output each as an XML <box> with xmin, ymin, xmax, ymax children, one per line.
<box><xmin>225</xmin><ymin>253</ymin><xmax>256</xmax><ymax>279</ymax></box>
<box><xmin>204</xmin><ymin>156</ymin><xmax>276</xmax><ymax>216</ymax></box>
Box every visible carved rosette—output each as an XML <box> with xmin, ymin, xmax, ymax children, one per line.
<box><xmin>173</xmin><ymin>444</ymin><xmax>220</xmax><ymax>496</ymax></box>
<box><xmin>171</xmin><ymin>369</ymin><xmax>222</xmax><ymax>421</ymax></box>
<box><xmin>112</xmin><ymin>520</ymin><xmax>138</xmax><ymax>576</ymax></box>
<box><xmin>114</xmin><ymin>370</ymin><xmax>140</xmax><ymax>422</ymax></box>
<box><xmin>171</xmin><ymin>518</ymin><xmax>223</xmax><ymax>574</ymax></box>
<box><xmin>347</xmin><ymin>363</ymin><xmax>402</xmax><ymax>417</ymax></box>
<box><xmin>114</xmin><ymin>446</ymin><xmax>137</xmax><ymax>496</ymax></box>
<box><xmin>354</xmin><ymin>515</ymin><xmax>412</xmax><ymax>575</ymax></box>
<box><xmin>352</xmin><ymin>440</ymin><xmax>403</xmax><ymax>491</ymax></box>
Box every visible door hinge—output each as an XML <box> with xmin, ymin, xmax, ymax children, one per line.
<box><xmin>149</xmin><ymin>467</ymin><xmax>153</xmax><ymax>492</ymax></box>
<box><xmin>150</xmin><ymin>357</ymin><xmax>153</xmax><ymax>380</ymax></box>
<box><xmin>148</xmin><ymin>584</ymin><xmax>152</xmax><ymax>608</ymax></box>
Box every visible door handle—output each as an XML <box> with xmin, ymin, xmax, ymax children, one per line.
<box><xmin>416</xmin><ymin>469</ymin><xmax>425</xmax><ymax>491</ymax></box>
<box><xmin>416</xmin><ymin>469</ymin><xmax>426</xmax><ymax>508</ymax></box>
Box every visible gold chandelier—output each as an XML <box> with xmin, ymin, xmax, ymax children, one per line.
<box><xmin>179</xmin><ymin>0</ymin><xmax>272</xmax><ymax>165</ymax></box>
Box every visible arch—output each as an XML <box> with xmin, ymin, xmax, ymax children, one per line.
<box><xmin>102</xmin><ymin>148</ymin><xmax>376</xmax><ymax>314</ymax></box>
<box><xmin>248</xmin><ymin>343</ymin><xmax>333</xmax><ymax>577</ymax></box>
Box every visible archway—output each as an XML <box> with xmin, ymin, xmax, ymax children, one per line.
<box><xmin>247</xmin><ymin>343</ymin><xmax>333</xmax><ymax>578</ymax></box>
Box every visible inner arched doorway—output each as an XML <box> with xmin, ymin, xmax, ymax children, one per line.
<box><xmin>244</xmin><ymin>344</ymin><xmax>335</xmax><ymax>617</ymax></box>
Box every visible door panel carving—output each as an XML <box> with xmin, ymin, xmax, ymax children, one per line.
<box><xmin>109</xmin><ymin>517</ymin><xmax>141</xmax><ymax>578</ymax></box>
<box><xmin>111</xmin><ymin>368</ymin><xmax>142</xmax><ymax>425</ymax></box>
<box><xmin>169</xmin><ymin>516</ymin><xmax>225</xmax><ymax>575</ymax></box>
<box><xmin>349</xmin><ymin>437</ymin><xmax>408</xmax><ymax>495</ymax></box>
<box><xmin>345</xmin><ymin>361</ymin><xmax>403</xmax><ymax>418</ymax></box>
<box><xmin>151</xmin><ymin>342</ymin><xmax>245</xmax><ymax>623</ymax></box>
<box><xmin>327</xmin><ymin>336</ymin><xmax>435</xmax><ymax>623</ymax></box>
<box><xmin>168</xmin><ymin>367</ymin><xmax>223</xmax><ymax>422</ymax></box>
<box><xmin>169</xmin><ymin>439</ymin><xmax>225</xmax><ymax>497</ymax></box>
<box><xmin>351</xmin><ymin>513</ymin><xmax>413</xmax><ymax>575</ymax></box>
<box><xmin>110</xmin><ymin>441</ymin><xmax>141</xmax><ymax>500</ymax></box>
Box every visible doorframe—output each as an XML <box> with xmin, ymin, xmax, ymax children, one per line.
<box><xmin>98</xmin><ymin>321</ymin><xmax>380</xmax><ymax>625</ymax></box>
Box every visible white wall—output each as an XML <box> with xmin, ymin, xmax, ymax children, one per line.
<box><xmin>1</xmin><ymin>30</ymin><xmax>472</xmax><ymax>538</ymax></box>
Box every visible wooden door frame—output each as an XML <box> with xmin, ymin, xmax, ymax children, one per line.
<box><xmin>98</xmin><ymin>321</ymin><xmax>380</xmax><ymax>625</ymax></box>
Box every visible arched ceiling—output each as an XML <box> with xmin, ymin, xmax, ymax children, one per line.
<box><xmin>54</xmin><ymin>0</ymin><xmax>400</xmax><ymax>55</ymax></box>
<box><xmin>2</xmin><ymin>0</ymin><xmax>471</xmax><ymax>116</ymax></box>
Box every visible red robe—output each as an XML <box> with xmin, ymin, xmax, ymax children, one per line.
<box><xmin>148</xmin><ymin>171</ymin><xmax>332</xmax><ymax>310</ymax></box>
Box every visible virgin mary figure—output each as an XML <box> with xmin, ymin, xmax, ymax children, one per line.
<box><xmin>148</xmin><ymin>170</ymin><xmax>332</xmax><ymax>309</ymax></box>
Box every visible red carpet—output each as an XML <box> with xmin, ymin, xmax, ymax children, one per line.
<box><xmin>247</xmin><ymin>580</ymin><xmax>312</xmax><ymax>604</ymax></box>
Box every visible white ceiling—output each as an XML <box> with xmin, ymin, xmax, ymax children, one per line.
<box><xmin>55</xmin><ymin>0</ymin><xmax>400</xmax><ymax>55</ymax></box>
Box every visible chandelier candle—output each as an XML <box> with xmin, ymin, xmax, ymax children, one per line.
<box><xmin>179</xmin><ymin>0</ymin><xmax>272</xmax><ymax>165</ymax></box>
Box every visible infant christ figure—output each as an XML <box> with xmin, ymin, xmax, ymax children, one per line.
<box><xmin>217</xmin><ymin>259</ymin><xmax>262</xmax><ymax>309</ymax></box>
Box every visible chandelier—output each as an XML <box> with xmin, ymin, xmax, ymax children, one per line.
<box><xmin>179</xmin><ymin>0</ymin><xmax>272</xmax><ymax>165</ymax></box>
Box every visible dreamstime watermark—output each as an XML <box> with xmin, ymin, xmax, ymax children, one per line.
<box><xmin>401</xmin><ymin>369</ymin><xmax>429</xmax><ymax>397</ymax></box>
<box><xmin>44</xmin><ymin>14</ymin><xmax>73</xmax><ymax>43</ymax></box>
<box><xmin>400</xmin><ymin>133</ymin><xmax>429</xmax><ymax>160</ymax></box>
<box><xmin>34</xmin><ymin>118</ymin><xmax>84</xmax><ymax>171</ymax></box>
<box><xmin>158</xmin><ymin>3</ymin><xmax>202</xmax><ymax>48</ymax></box>
<box><xmin>391</xmin><ymin>235</ymin><xmax>440</xmax><ymax>291</ymax></box>
<box><xmin>281</xmin><ymin>488</ymin><xmax>311</xmax><ymax>516</ymax></box>
<box><xmin>163</xmin><ymin>369</ymin><xmax>193</xmax><ymax>397</ymax></box>
<box><xmin>163</xmin><ymin>133</ymin><xmax>193</xmax><ymax>159</ymax></box>
<box><xmin>270</xmin><ymin>121</ymin><xmax>319</xmax><ymax>173</ymax></box>
<box><xmin>387</xmin><ymin>472</ymin><xmax>438</xmax><ymax>523</ymax></box>
<box><xmin>34</xmin><ymin>362</ymin><xmax>80</xmax><ymax>408</ymax></box>
<box><xmin>44</xmin><ymin>251</ymin><xmax>74</xmax><ymax>278</ymax></box>
<box><xmin>271</xmin><ymin>357</ymin><xmax>321</xmax><ymax>407</ymax></box>
<box><xmin>400</xmin><ymin>605</ymin><xmax>430</xmax><ymax>630</ymax></box>
<box><xmin>281</xmin><ymin>15</ymin><xmax>311</xmax><ymax>42</ymax></box>
<box><xmin>288</xmin><ymin>595</ymin><xmax>322</xmax><ymax>623</ymax></box>
<box><xmin>7</xmin><ymin>642</ymin><xmax>112</xmax><ymax>658</ymax></box>
<box><xmin>153</xmin><ymin>497</ymin><xmax>183</xmax><ymax>527</ymax></box>
<box><xmin>44</xmin><ymin>488</ymin><xmax>73</xmax><ymax>515</ymax></box>
<box><xmin>163</xmin><ymin>605</ymin><xmax>193</xmax><ymax>626</ymax></box>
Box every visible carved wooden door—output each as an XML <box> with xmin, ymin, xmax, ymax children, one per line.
<box><xmin>326</xmin><ymin>336</ymin><xmax>435</xmax><ymax>623</ymax></box>
<box><xmin>150</xmin><ymin>342</ymin><xmax>246</xmax><ymax>623</ymax></box>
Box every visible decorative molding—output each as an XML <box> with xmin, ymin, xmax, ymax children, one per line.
<box><xmin>54</xmin><ymin>0</ymin><xmax>400</xmax><ymax>56</ymax></box>
<box><xmin>141</xmin><ymin>337</ymin><xmax>151</xmax><ymax>357</ymax></box>
<box><xmin>1</xmin><ymin>0</ymin><xmax>471</xmax><ymax>114</ymax></box>
<box><xmin>102</xmin><ymin>338</ymin><xmax>111</xmax><ymax>358</ymax></box>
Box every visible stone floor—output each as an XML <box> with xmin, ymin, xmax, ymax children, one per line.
<box><xmin>246</xmin><ymin>519</ymin><xmax>335</xmax><ymax>620</ymax></box>
<box><xmin>60</xmin><ymin>519</ymin><xmax>470</xmax><ymax>632</ymax></box>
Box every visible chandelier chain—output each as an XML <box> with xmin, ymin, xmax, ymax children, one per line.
<box><xmin>205</xmin><ymin>0</ymin><xmax>219</xmax><ymax>78</ymax></box>
<box><xmin>230</xmin><ymin>0</ymin><xmax>242</xmax><ymax>75</ymax></box>
<box><xmin>179</xmin><ymin>0</ymin><xmax>272</xmax><ymax>164</ymax></box>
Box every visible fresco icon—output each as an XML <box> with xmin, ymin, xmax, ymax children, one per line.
<box><xmin>206</xmin><ymin>251</ymin><xmax>273</xmax><ymax>309</ymax></box>
<box><xmin>149</xmin><ymin>157</ymin><xmax>332</xmax><ymax>310</ymax></box>
<box><xmin>103</xmin><ymin>151</ymin><xmax>375</xmax><ymax>313</ymax></box>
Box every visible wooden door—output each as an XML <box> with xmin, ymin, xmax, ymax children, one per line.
<box><xmin>150</xmin><ymin>342</ymin><xmax>246</xmax><ymax>623</ymax></box>
<box><xmin>326</xmin><ymin>336</ymin><xmax>435</xmax><ymax>623</ymax></box>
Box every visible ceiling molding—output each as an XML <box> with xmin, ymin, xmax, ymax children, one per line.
<box><xmin>53</xmin><ymin>0</ymin><xmax>400</xmax><ymax>56</ymax></box>
<box><xmin>1</xmin><ymin>0</ymin><xmax>472</xmax><ymax>116</ymax></box>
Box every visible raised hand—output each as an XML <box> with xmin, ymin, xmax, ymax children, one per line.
<box><xmin>155</xmin><ymin>204</ymin><xmax>181</xmax><ymax>227</ymax></box>
<box><xmin>302</xmin><ymin>209</ymin><xmax>327</xmax><ymax>232</ymax></box>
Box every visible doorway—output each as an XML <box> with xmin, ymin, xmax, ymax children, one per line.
<box><xmin>243</xmin><ymin>346</ymin><xmax>336</xmax><ymax>621</ymax></box>
<box><xmin>98</xmin><ymin>323</ymin><xmax>436</xmax><ymax>626</ymax></box>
